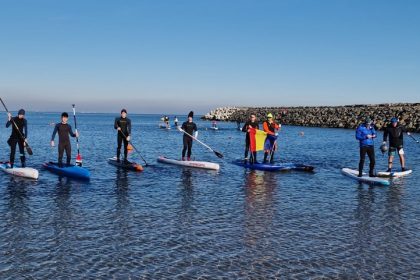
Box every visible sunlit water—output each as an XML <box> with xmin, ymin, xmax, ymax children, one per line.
<box><xmin>1</xmin><ymin>113</ymin><xmax>419</xmax><ymax>279</ymax></box>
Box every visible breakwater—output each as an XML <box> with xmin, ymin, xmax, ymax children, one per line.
<box><xmin>203</xmin><ymin>104</ymin><xmax>420</xmax><ymax>132</ymax></box>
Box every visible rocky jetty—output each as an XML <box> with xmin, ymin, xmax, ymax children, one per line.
<box><xmin>202</xmin><ymin>104</ymin><xmax>420</xmax><ymax>132</ymax></box>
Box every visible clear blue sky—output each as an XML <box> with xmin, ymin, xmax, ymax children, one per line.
<box><xmin>0</xmin><ymin>0</ymin><xmax>419</xmax><ymax>114</ymax></box>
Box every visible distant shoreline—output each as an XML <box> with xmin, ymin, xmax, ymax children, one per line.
<box><xmin>202</xmin><ymin>103</ymin><xmax>420</xmax><ymax>132</ymax></box>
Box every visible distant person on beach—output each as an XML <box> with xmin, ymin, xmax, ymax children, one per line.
<box><xmin>263</xmin><ymin>113</ymin><xmax>280</xmax><ymax>163</ymax></box>
<box><xmin>6</xmin><ymin>109</ymin><xmax>27</xmax><ymax>168</ymax></box>
<box><xmin>383</xmin><ymin>117</ymin><xmax>409</xmax><ymax>172</ymax></box>
<box><xmin>355</xmin><ymin>117</ymin><xmax>377</xmax><ymax>177</ymax></box>
<box><xmin>174</xmin><ymin>116</ymin><xmax>179</xmax><ymax>127</ymax></box>
<box><xmin>242</xmin><ymin>113</ymin><xmax>259</xmax><ymax>163</ymax></box>
<box><xmin>180</xmin><ymin>111</ymin><xmax>197</xmax><ymax>161</ymax></box>
<box><xmin>114</xmin><ymin>109</ymin><xmax>131</xmax><ymax>163</ymax></box>
<box><xmin>51</xmin><ymin>112</ymin><xmax>79</xmax><ymax>167</ymax></box>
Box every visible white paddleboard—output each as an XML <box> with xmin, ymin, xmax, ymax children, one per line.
<box><xmin>341</xmin><ymin>168</ymin><xmax>390</xmax><ymax>186</ymax></box>
<box><xmin>0</xmin><ymin>162</ymin><xmax>39</xmax><ymax>179</ymax></box>
<box><xmin>377</xmin><ymin>169</ymin><xmax>412</xmax><ymax>178</ymax></box>
<box><xmin>157</xmin><ymin>156</ymin><xmax>220</xmax><ymax>170</ymax></box>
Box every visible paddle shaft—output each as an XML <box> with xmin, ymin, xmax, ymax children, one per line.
<box><xmin>0</xmin><ymin>98</ymin><xmax>33</xmax><ymax>155</ymax></box>
<box><xmin>72</xmin><ymin>105</ymin><xmax>81</xmax><ymax>155</ymax></box>
<box><xmin>408</xmin><ymin>133</ymin><xmax>419</xmax><ymax>143</ymax></box>
<box><xmin>118</xmin><ymin>128</ymin><xmax>148</xmax><ymax>166</ymax></box>
<box><xmin>179</xmin><ymin>127</ymin><xmax>222</xmax><ymax>157</ymax></box>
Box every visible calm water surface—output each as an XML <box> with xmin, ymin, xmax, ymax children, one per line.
<box><xmin>1</xmin><ymin>113</ymin><xmax>419</xmax><ymax>279</ymax></box>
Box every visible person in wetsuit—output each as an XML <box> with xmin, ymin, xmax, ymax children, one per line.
<box><xmin>114</xmin><ymin>109</ymin><xmax>131</xmax><ymax>163</ymax></box>
<box><xmin>355</xmin><ymin>117</ymin><xmax>377</xmax><ymax>177</ymax></box>
<box><xmin>6</xmin><ymin>109</ymin><xmax>27</xmax><ymax>168</ymax></box>
<box><xmin>51</xmin><ymin>112</ymin><xmax>78</xmax><ymax>167</ymax></box>
<box><xmin>181</xmin><ymin>111</ymin><xmax>198</xmax><ymax>161</ymax></box>
<box><xmin>383</xmin><ymin>117</ymin><xmax>409</xmax><ymax>172</ymax></box>
<box><xmin>262</xmin><ymin>113</ymin><xmax>280</xmax><ymax>163</ymax></box>
<box><xmin>242</xmin><ymin>113</ymin><xmax>259</xmax><ymax>163</ymax></box>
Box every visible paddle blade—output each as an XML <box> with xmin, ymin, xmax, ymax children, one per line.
<box><xmin>214</xmin><ymin>150</ymin><xmax>224</xmax><ymax>158</ymax></box>
<box><xmin>26</xmin><ymin>146</ymin><xmax>33</xmax><ymax>156</ymax></box>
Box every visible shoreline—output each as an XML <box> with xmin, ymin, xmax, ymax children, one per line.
<box><xmin>202</xmin><ymin>103</ymin><xmax>420</xmax><ymax>132</ymax></box>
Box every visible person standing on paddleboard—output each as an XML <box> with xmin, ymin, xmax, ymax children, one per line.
<box><xmin>174</xmin><ymin>116</ymin><xmax>179</xmax><ymax>127</ymax></box>
<box><xmin>383</xmin><ymin>117</ymin><xmax>409</xmax><ymax>172</ymax></box>
<box><xmin>6</xmin><ymin>109</ymin><xmax>27</xmax><ymax>168</ymax></box>
<box><xmin>242</xmin><ymin>113</ymin><xmax>259</xmax><ymax>164</ymax></box>
<box><xmin>355</xmin><ymin>117</ymin><xmax>377</xmax><ymax>177</ymax></box>
<box><xmin>51</xmin><ymin>112</ymin><xmax>79</xmax><ymax>167</ymax></box>
<box><xmin>262</xmin><ymin>113</ymin><xmax>280</xmax><ymax>163</ymax></box>
<box><xmin>114</xmin><ymin>109</ymin><xmax>132</xmax><ymax>163</ymax></box>
<box><xmin>181</xmin><ymin>111</ymin><xmax>198</xmax><ymax>161</ymax></box>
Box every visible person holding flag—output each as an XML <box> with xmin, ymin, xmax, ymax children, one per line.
<box><xmin>262</xmin><ymin>113</ymin><xmax>281</xmax><ymax>163</ymax></box>
<box><xmin>242</xmin><ymin>113</ymin><xmax>259</xmax><ymax>163</ymax></box>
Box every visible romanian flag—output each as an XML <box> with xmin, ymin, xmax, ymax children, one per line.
<box><xmin>249</xmin><ymin>128</ymin><xmax>267</xmax><ymax>152</ymax></box>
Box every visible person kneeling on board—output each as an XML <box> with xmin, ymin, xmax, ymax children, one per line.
<box><xmin>114</xmin><ymin>109</ymin><xmax>132</xmax><ymax>163</ymax></box>
<box><xmin>383</xmin><ymin>117</ymin><xmax>409</xmax><ymax>172</ymax></box>
<box><xmin>263</xmin><ymin>113</ymin><xmax>280</xmax><ymax>163</ymax></box>
<box><xmin>6</xmin><ymin>109</ymin><xmax>28</xmax><ymax>168</ymax></box>
<box><xmin>242</xmin><ymin>113</ymin><xmax>259</xmax><ymax>163</ymax></box>
<box><xmin>51</xmin><ymin>112</ymin><xmax>79</xmax><ymax>167</ymax></box>
<box><xmin>355</xmin><ymin>117</ymin><xmax>376</xmax><ymax>177</ymax></box>
<box><xmin>181</xmin><ymin>111</ymin><xmax>198</xmax><ymax>161</ymax></box>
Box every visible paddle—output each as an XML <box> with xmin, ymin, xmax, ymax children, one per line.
<box><xmin>0</xmin><ymin>98</ymin><xmax>33</xmax><ymax>155</ymax></box>
<box><xmin>118</xmin><ymin>128</ymin><xmax>149</xmax><ymax>166</ymax></box>
<box><xmin>72</xmin><ymin>104</ymin><xmax>83</xmax><ymax>166</ymax></box>
<box><xmin>407</xmin><ymin>132</ymin><xmax>419</xmax><ymax>144</ymax></box>
<box><xmin>177</xmin><ymin>126</ymin><xmax>224</xmax><ymax>158</ymax></box>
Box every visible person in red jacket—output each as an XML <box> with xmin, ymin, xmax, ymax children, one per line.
<box><xmin>262</xmin><ymin>113</ymin><xmax>280</xmax><ymax>163</ymax></box>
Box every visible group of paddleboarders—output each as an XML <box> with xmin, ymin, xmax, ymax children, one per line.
<box><xmin>242</xmin><ymin>112</ymin><xmax>281</xmax><ymax>164</ymax></box>
<box><xmin>356</xmin><ymin>117</ymin><xmax>411</xmax><ymax>177</ymax></box>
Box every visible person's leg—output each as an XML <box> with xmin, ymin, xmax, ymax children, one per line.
<box><xmin>270</xmin><ymin>140</ymin><xmax>276</xmax><ymax>163</ymax></box>
<box><xmin>187</xmin><ymin>138</ymin><xmax>193</xmax><ymax>160</ymax></box>
<box><xmin>65</xmin><ymin>143</ymin><xmax>72</xmax><ymax>165</ymax></box>
<box><xmin>244</xmin><ymin>136</ymin><xmax>250</xmax><ymax>160</ymax></box>
<box><xmin>123</xmin><ymin>138</ymin><xmax>128</xmax><ymax>161</ymax></box>
<box><xmin>18</xmin><ymin>140</ymin><xmax>26</xmax><ymax>167</ymax></box>
<box><xmin>182</xmin><ymin>136</ymin><xmax>188</xmax><ymax>160</ymax></box>
<box><xmin>398</xmin><ymin>147</ymin><xmax>406</xmax><ymax>170</ymax></box>
<box><xmin>358</xmin><ymin>146</ymin><xmax>367</xmax><ymax>177</ymax></box>
<box><xmin>387</xmin><ymin>147</ymin><xmax>395</xmax><ymax>171</ymax></box>
<box><xmin>58</xmin><ymin>143</ymin><xmax>65</xmax><ymax>167</ymax></box>
<box><xmin>117</xmin><ymin>134</ymin><xmax>123</xmax><ymax>161</ymax></box>
<box><xmin>367</xmin><ymin>146</ymin><xmax>375</xmax><ymax>177</ymax></box>
<box><xmin>9</xmin><ymin>138</ymin><xmax>17</xmax><ymax>168</ymax></box>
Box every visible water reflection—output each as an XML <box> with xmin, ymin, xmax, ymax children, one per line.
<box><xmin>178</xmin><ymin>169</ymin><xmax>195</xmax><ymax>227</ymax></box>
<box><xmin>243</xmin><ymin>170</ymin><xmax>277</xmax><ymax>247</ymax></box>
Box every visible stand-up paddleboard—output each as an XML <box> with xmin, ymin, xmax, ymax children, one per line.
<box><xmin>233</xmin><ymin>160</ymin><xmax>314</xmax><ymax>172</ymax></box>
<box><xmin>0</xmin><ymin>162</ymin><xmax>39</xmax><ymax>179</ymax></box>
<box><xmin>108</xmin><ymin>157</ymin><xmax>143</xmax><ymax>171</ymax></box>
<box><xmin>341</xmin><ymin>168</ymin><xmax>390</xmax><ymax>186</ymax></box>
<box><xmin>377</xmin><ymin>169</ymin><xmax>412</xmax><ymax>178</ymax></box>
<box><xmin>43</xmin><ymin>162</ymin><xmax>90</xmax><ymax>181</ymax></box>
<box><xmin>157</xmin><ymin>156</ymin><xmax>220</xmax><ymax>171</ymax></box>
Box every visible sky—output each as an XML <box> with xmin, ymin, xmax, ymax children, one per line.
<box><xmin>0</xmin><ymin>0</ymin><xmax>419</xmax><ymax>114</ymax></box>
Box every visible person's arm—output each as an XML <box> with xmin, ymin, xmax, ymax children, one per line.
<box><xmin>51</xmin><ymin>124</ymin><xmax>59</xmax><ymax>141</ymax></box>
<box><xmin>241</xmin><ymin>122</ymin><xmax>248</xmax><ymax>132</ymax></box>
<box><xmin>371</xmin><ymin>127</ymin><xmax>377</xmax><ymax>138</ymax></box>
<box><xmin>355</xmin><ymin>126</ymin><xmax>364</xmax><ymax>141</ymax></box>
<box><xmin>263</xmin><ymin>122</ymin><xmax>274</xmax><ymax>135</ymax></box>
<box><xmin>68</xmin><ymin>124</ymin><xmax>76</xmax><ymax>137</ymax></box>
<box><xmin>193</xmin><ymin>123</ymin><xmax>198</xmax><ymax>138</ymax></box>
<box><xmin>127</xmin><ymin>119</ymin><xmax>132</xmax><ymax>136</ymax></box>
<box><xmin>24</xmin><ymin>119</ymin><xmax>28</xmax><ymax>138</ymax></box>
<box><xmin>114</xmin><ymin>118</ymin><xmax>119</xmax><ymax>130</ymax></box>
<box><xmin>383</xmin><ymin>127</ymin><xmax>388</xmax><ymax>142</ymax></box>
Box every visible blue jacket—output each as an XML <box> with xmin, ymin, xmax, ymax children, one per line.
<box><xmin>356</xmin><ymin>124</ymin><xmax>376</xmax><ymax>147</ymax></box>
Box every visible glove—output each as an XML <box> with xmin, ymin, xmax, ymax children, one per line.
<box><xmin>194</xmin><ymin>131</ymin><xmax>198</xmax><ymax>139</ymax></box>
<box><xmin>127</xmin><ymin>136</ymin><xmax>131</xmax><ymax>141</ymax></box>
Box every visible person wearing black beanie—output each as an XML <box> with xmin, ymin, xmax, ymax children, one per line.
<box><xmin>6</xmin><ymin>109</ymin><xmax>28</xmax><ymax>168</ymax></box>
<box><xmin>181</xmin><ymin>111</ymin><xmax>198</xmax><ymax>161</ymax></box>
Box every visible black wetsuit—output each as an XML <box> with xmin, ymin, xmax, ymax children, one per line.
<box><xmin>242</xmin><ymin>120</ymin><xmax>259</xmax><ymax>162</ymax></box>
<box><xmin>51</xmin><ymin>123</ymin><xmax>76</xmax><ymax>166</ymax></box>
<box><xmin>114</xmin><ymin>117</ymin><xmax>131</xmax><ymax>161</ymax></box>
<box><xmin>383</xmin><ymin>124</ymin><xmax>405</xmax><ymax>149</ymax></box>
<box><xmin>6</xmin><ymin>117</ymin><xmax>27</xmax><ymax>167</ymax></box>
<box><xmin>181</xmin><ymin>121</ymin><xmax>197</xmax><ymax>158</ymax></box>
